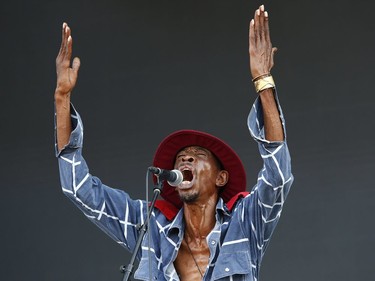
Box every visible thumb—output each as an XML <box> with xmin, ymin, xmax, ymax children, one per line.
<box><xmin>270</xmin><ymin>47</ymin><xmax>277</xmax><ymax>69</ymax></box>
<box><xmin>72</xmin><ymin>57</ymin><xmax>81</xmax><ymax>73</ymax></box>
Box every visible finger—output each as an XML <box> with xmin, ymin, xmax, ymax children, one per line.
<box><xmin>65</xmin><ymin>27</ymin><xmax>73</xmax><ymax>62</ymax></box>
<box><xmin>263</xmin><ymin>11</ymin><xmax>271</xmax><ymax>46</ymax></box>
<box><xmin>58</xmin><ymin>23</ymin><xmax>67</xmax><ymax>55</ymax></box>
<box><xmin>249</xmin><ymin>19</ymin><xmax>255</xmax><ymax>49</ymax></box>
<box><xmin>57</xmin><ymin>23</ymin><xmax>68</xmax><ymax>62</ymax></box>
<box><xmin>270</xmin><ymin>47</ymin><xmax>278</xmax><ymax>69</ymax></box>
<box><xmin>258</xmin><ymin>5</ymin><xmax>265</xmax><ymax>41</ymax></box>
<box><xmin>72</xmin><ymin>57</ymin><xmax>81</xmax><ymax>73</ymax></box>
<box><xmin>254</xmin><ymin>8</ymin><xmax>260</xmax><ymax>42</ymax></box>
<box><xmin>59</xmin><ymin>24</ymin><xmax>70</xmax><ymax>61</ymax></box>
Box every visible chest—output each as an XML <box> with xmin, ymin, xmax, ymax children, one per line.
<box><xmin>135</xmin><ymin>207</ymin><xmax>258</xmax><ymax>280</ymax></box>
<box><xmin>174</xmin><ymin>239</ymin><xmax>209</xmax><ymax>280</ymax></box>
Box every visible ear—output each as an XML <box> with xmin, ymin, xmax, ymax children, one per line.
<box><xmin>216</xmin><ymin>170</ymin><xmax>229</xmax><ymax>187</ymax></box>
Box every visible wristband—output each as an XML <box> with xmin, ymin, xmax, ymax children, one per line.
<box><xmin>254</xmin><ymin>75</ymin><xmax>275</xmax><ymax>93</ymax></box>
<box><xmin>252</xmin><ymin>73</ymin><xmax>271</xmax><ymax>82</ymax></box>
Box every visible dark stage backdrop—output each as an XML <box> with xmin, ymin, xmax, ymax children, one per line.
<box><xmin>1</xmin><ymin>0</ymin><xmax>374</xmax><ymax>280</ymax></box>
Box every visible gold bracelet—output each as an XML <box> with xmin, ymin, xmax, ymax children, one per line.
<box><xmin>254</xmin><ymin>75</ymin><xmax>275</xmax><ymax>93</ymax></box>
<box><xmin>252</xmin><ymin>73</ymin><xmax>271</xmax><ymax>82</ymax></box>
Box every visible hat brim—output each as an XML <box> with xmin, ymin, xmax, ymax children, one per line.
<box><xmin>153</xmin><ymin>130</ymin><xmax>247</xmax><ymax>209</ymax></box>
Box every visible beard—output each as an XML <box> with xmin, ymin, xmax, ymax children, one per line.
<box><xmin>178</xmin><ymin>190</ymin><xmax>199</xmax><ymax>203</ymax></box>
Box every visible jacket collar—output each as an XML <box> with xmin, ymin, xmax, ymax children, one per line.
<box><xmin>155</xmin><ymin>191</ymin><xmax>250</xmax><ymax>222</ymax></box>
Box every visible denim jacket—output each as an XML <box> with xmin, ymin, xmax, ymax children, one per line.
<box><xmin>55</xmin><ymin>94</ymin><xmax>293</xmax><ymax>281</ymax></box>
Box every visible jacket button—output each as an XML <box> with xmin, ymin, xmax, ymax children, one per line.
<box><xmin>225</xmin><ymin>268</ymin><xmax>230</xmax><ymax>272</ymax></box>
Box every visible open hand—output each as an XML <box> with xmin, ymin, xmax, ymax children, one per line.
<box><xmin>249</xmin><ymin>5</ymin><xmax>277</xmax><ymax>79</ymax></box>
<box><xmin>55</xmin><ymin>23</ymin><xmax>80</xmax><ymax>96</ymax></box>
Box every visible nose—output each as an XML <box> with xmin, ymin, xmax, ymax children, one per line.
<box><xmin>181</xmin><ymin>155</ymin><xmax>195</xmax><ymax>163</ymax></box>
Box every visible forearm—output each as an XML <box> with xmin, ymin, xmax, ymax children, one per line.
<box><xmin>258</xmin><ymin>88</ymin><xmax>284</xmax><ymax>142</ymax></box>
<box><xmin>55</xmin><ymin>90</ymin><xmax>72</xmax><ymax>151</ymax></box>
<box><xmin>248</xmin><ymin>86</ymin><xmax>293</xmax><ymax>193</ymax></box>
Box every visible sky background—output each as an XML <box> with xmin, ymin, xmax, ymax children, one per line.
<box><xmin>1</xmin><ymin>0</ymin><xmax>374</xmax><ymax>280</ymax></box>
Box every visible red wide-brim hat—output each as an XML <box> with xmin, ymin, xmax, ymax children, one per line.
<box><xmin>153</xmin><ymin>130</ymin><xmax>247</xmax><ymax>209</ymax></box>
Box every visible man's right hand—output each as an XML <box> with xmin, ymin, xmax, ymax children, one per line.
<box><xmin>55</xmin><ymin>22</ymin><xmax>80</xmax><ymax>96</ymax></box>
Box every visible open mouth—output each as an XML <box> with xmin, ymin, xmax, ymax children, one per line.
<box><xmin>182</xmin><ymin>169</ymin><xmax>193</xmax><ymax>182</ymax></box>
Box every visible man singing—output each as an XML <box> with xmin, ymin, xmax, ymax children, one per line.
<box><xmin>54</xmin><ymin>5</ymin><xmax>293</xmax><ymax>280</ymax></box>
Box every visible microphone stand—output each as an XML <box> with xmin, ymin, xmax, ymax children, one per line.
<box><xmin>119</xmin><ymin>180</ymin><xmax>163</xmax><ymax>281</ymax></box>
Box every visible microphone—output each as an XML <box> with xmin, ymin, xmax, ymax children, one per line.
<box><xmin>148</xmin><ymin>166</ymin><xmax>183</xmax><ymax>186</ymax></box>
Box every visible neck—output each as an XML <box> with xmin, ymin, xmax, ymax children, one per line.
<box><xmin>183</xmin><ymin>197</ymin><xmax>218</xmax><ymax>244</ymax></box>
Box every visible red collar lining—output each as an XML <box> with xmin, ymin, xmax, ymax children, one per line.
<box><xmin>153</xmin><ymin>191</ymin><xmax>250</xmax><ymax>221</ymax></box>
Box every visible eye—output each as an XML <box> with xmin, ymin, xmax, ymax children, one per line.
<box><xmin>196</xmin><ymin>151</ymin><xmax>208</xmax><ymax>158</ymax></box>
<box><xmin>176</xmin><ymin>153</ymin><xmax>185</xmax><ymax>159</ymax></box>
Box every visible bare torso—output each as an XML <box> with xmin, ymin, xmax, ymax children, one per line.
<box><xmin>174</xmin><ymin>236</ymin><xmax>210</xmax><ymax>281</ymax></box>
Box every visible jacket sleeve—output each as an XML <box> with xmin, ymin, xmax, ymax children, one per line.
<box><xmin>55</xmin><ymin>103</ymin><xmax>148</xmax><ymax>252</ymax></box>
<box><xmin>241</xmin><ymin>91</ymin><xmax>294</xmax><ymax>261</ymax></box>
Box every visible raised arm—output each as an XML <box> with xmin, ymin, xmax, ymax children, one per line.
<box><xmin>55</xmin><ymin>22</ymin><xmax>81</xmax><ymax>151</ymax></box>
<box><xmin>244</xmin><ymin>6</ymin><xmax>293</xmax><ymax>259</ymax></box>
<box><xmin>249</xmin><ymin>5</ymin><xmax>283</xmax><ymax>142</ymax></box>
